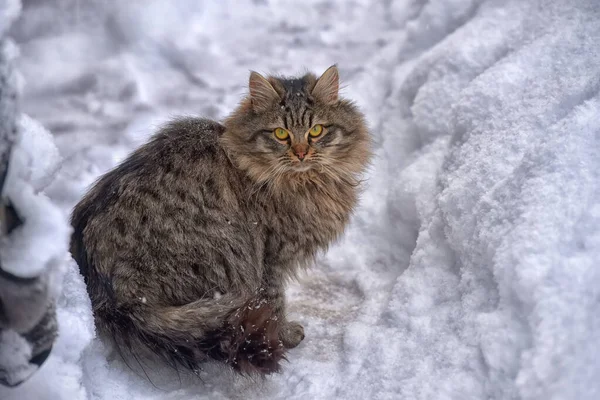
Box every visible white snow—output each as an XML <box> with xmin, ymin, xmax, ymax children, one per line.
<box><xmin>0</xmin><ymin>0</ymin><xmax>71</xmax><ymax>390</ymax></box>
<box><xmin>0</xmin><ymin>0</ymin><xmax>20</xmax><ymax>36</ymax></box>
<box><xmin>3</xmin><ymin>0</ymin><xmax>600</xmax><ymax>399</ymax></box>
<box><xmin>0</xmin><ymin>330</ymin><xmax>35</xmax><ymax>386</ymax></box>
<box><xmin>13</xmin><ymin>114</ymin><xmax>62</xmax><ymax>191</ymax></box>
<box><xmin>1</xmin><ymin>113</ymin><xmax>69</xmax><ymax>279</ymax></box>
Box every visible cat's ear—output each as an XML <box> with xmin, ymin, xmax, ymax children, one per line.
<box><xmin>249</xmin><ymin>71</ymin><xmax>280</xmax><ymax>112</ymax></box>
<box><xmin>312</xmin><ymin>65</ymin><xmax>339</xmax><ymax>105</ymax></box>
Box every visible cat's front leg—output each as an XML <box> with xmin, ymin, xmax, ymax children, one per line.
<box><xmin>262</xmin><ymin>275</ymin><xmax>305</xmax><ymax>349</ymax></box>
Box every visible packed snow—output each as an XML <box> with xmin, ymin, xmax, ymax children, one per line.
<box><xmin>2</xmin><ymin>0</ymin><xmax>600</xmax><ymax>399</ymax></box>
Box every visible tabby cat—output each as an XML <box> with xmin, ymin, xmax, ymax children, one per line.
<box><xmin>70</xmin><ymin>66</ymin><xmax>372</xmax><ymax>375</ymax></box>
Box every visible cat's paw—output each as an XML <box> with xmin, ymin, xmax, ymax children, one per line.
<box><xmin>280</xmin><ymin>321</ymin><xmax>305</xmax><ymax>349</ymax></box>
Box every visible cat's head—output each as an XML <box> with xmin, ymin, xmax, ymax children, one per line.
<box><xmin>222</xmin><ymin>66</ymin><xmax>371</xmax><ymax>187</ymax></box>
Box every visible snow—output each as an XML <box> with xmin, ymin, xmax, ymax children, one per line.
<box><xmin>0</xmin><ymin>0</ymin><xmax>21</xmax><ymax>180</ymax></box>
<box><xmin>3</xmin><ymin>0</ymin><xmax>600</xmax><ymax>399</ymax></box>
<box><xmin>1</xmin><ymin>113</ymin><xmax>69</xmax><ymax>279</ymax></box>
<box><xmin>0</xmin><ymin>330</ymin><xmax>36</xmax><ymax>387</ymax></box>
<box><xmin>0</xmin><ymin>0</ymin><xmax>20</xmax><ymax>36</ymax></box>
<box><xmin>13</xmin><ymin>114</ymin><xmax>62</xmax><ymax>191</ymax></box>
<box><xmin>0</xmin><ymin>0</ymin><xmax>70</xmax><ymax>389</ymax></box>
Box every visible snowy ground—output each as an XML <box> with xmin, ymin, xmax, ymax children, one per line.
<box><xmin>3</xmin><ymin>0</ymin><xmax>600</xmax><ymax>398</ymax></box>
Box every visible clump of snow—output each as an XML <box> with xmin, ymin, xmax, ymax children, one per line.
<box><xmin>0</xmin><ymin>111</ymin><xmax>71</xmax><ymax>390</ymax></box>
<box><xmin>0</xmin><ymin>330</ymin><xmax>35</xmax><ymax>387</ymax></box>
<box><xmin>4</xmin><ymin>0</ymin><xmax>600</xmax><ymax>399</ymax></box>
<box><xmin>13</xmin><ymin>114</ymin><xmax>62</xmax><ymax>190</ymax></box>
<box><xmin>1</xmin><ymin>113</ymin><xmax>69</xmax><ymax>279</ymax></box>
<box><xmin>0</xmin><ymin>181</ymin><xmax>68</xmax><ymax>279</ymax></box>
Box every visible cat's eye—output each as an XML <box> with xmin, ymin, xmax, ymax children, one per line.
<box><xmin>274</xmin><ymin>128</ymin><xmax>289</xmax><ymax>140</ymax></box>
<box><xmin>309</xmin><ymin>124</ymin><xmax>324</xmax><ymax>137</ymax></box>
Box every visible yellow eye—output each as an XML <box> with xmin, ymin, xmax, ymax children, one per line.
<box><xmin>309</xmin><ymin>124</ymin><xmax>323</xmax><ymax>137</ymax></box>
<box><xmin>274</xmin><ymin>128</ymin><xmax>289</xmax><ymax>140</ymax></box>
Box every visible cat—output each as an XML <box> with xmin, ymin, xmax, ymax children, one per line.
<box><xmin>70</xmin><ymin>65</ymin><xmax>372</xmax><ymax>375</ymax></box>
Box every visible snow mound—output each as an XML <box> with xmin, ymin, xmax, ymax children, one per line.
<box><xmin>1</xmin><ymin>114</ymin><xmax>69</xmax><ymax>279</ymax></box>
<box><xmin>341</xmin><ymin>1</ymin><xmax>600</xmax><ymax>399</ymax></box>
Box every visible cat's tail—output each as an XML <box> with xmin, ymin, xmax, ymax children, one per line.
<box><xmin>97</xmin><ymin>292</ymin><xmax>286</xmax><ymax>375</ymax></box>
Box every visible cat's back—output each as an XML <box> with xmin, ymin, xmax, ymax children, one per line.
<box><xmin>73</xmin><ymin>117</ymin><xmax>227</xmax><ymax>217</ymax></box>
<box><xmin>145</xmin><ymin>117</ymin><xmax>227</xmax><ymax>171</ymax></box>
<box><xmin>153</xmin><ymin>117</ymin><xmax>226</xmax><ymax>159</ymax></box>
<box><xmin>70</xmin><ymin>117</ymin><xmax>242</xmax><ymax>275</ymax></box>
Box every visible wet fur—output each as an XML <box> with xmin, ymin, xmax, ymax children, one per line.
<box><xmin>70</xmin><ymin>67</ymin><xmax>372</xmax><ymax>376</ymax></box>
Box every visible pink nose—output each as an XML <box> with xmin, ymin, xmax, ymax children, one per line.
<box><xmin>292</xmin><ymin>144</ymin><xmax>308</xmax><ymax>161</ymax></box>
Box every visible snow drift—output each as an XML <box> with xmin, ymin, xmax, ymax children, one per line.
<box><xmin>3</xmin><ymin>0</ymin><xmax>600</xmax><ymax>399</ymax></box>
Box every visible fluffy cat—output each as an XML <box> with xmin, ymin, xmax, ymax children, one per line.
<box><xmin>70</xmin><ymin>66</ymin><xmax>372</xmax><ymax>375</ymax></box>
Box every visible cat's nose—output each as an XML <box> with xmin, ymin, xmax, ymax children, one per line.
<box><xmin>292</xmin><ymin>144</ymin><xmax>308</xmax><ymax>161</ymax></box>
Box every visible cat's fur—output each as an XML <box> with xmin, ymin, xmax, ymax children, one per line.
<box><xmin>70</xmin><ymin>66</ymin><xmax>372</xmax><ymax>375</ymax></box>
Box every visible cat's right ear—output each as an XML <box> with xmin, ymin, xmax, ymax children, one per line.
<box><xmin>249</xmin><ymin>71</ymin><xmax>280</xmax><ymax>112</ymax></box>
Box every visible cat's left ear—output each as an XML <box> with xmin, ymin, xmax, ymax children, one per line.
<box><xmin>312</xmin><ymin>65</ymin><xmax>339</xmax><ymax>105</ymax></box>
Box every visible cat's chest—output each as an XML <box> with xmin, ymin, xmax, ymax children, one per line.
<box><xmin>259</xmin><ymin>187</ymin><xmax>355</xmax><ymax>267</ymax></box>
